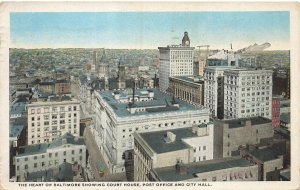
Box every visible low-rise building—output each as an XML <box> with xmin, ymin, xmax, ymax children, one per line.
<box><xmin>169</xmin><ymin>75</ymin><xmax>204</xmax><ymax>106</ymax></box>
<box><xmin>213</xmin><ymin>117</ymin><xmax>274</xmax><ymax>158</ymax></box>
<box><xmin>14</xmin><ymin>133</ymin><xmax>86</xmax><ymax>182</ymax></box>
<box><xmin>133</xmin><ymin>124</ymin><xmax>214</xmax><ymax>181</ymax></box>
<box><xmin>150</xmin><ymin>156</ymin><xmax>258</xmax><ymax>181</ymax></box>
<box><xmin>240</xmin><ymin>146</ymin><xmax>284</xmax><ymax>181</ymax></box>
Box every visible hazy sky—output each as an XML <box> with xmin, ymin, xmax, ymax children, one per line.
<box><xmin>10</xmin><ymin>12</ymin><xmax>290</xmax><ymax>50</ymax></box>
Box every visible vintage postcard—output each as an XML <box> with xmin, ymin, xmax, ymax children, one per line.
<box><xmin>0</xmin><ymin>1</ymin><xmax>299</xmax><ymax>190</ymax></box>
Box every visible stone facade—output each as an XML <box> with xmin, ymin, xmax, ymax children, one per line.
<box><xmin>27</xmin><ymin>98</ymin><xmax>80</xmax><ymax>145</ymax></box>
<box><xmin>169</xmin><ymin>75</ymin><xmax>204</xmax><ymax>106</ymax></box>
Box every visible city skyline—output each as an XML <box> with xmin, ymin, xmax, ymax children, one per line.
<box><xmin>10</xmin><ymin>11</ymin><xmax>290</xmax><ymax>50</ymax></box>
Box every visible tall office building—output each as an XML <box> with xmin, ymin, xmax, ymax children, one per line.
<box><xmin>204</xmin><ymin>67</ymin><xmax>273</xmax><ymax>119</ymax></box>
<box><xmin>27</xmin><ymin>96</ymin><xmax>80</xmax><ymax>145</ymax></box>
<box><xmin>158</xmin><ymin>32</ymin><xmax>195</xmax><ymax>92</ymax></box>
<box><xmin>204</xmin><ymin>67</ymin><xmax>228</xmax><ymax>119</ymax></box>
<box><xmin>223</xmin><ymin>68</ymin><xmax>272</xmax><ymax>119</ymax></box>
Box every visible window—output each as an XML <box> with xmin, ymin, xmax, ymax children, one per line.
<box><xmin>31</xmin><ymin>109</ymin><xmax>35</xmax><ymax>114</ymax></box>
<box><xmin>34</xmin><ymin>163</ymin><xmax>37</xmax><ymax>168</ymax></box>
<box><xmin>122</xmin><ymin>153</ymin><xmax>125</xmax><ymax>160</ymax></box>
<box><xmin>49</xmin><ymin>153</ymin><xmax>52</xmax><ymax>158</ymax></box>
<box><xmin>63</xmin><ymin>151</ymin><xmax>66</xmax><ymax>156</ymax></box>
<box><xmin>73</xmin><ymin>106</ymin><xmax>77</xmax><ymax>111</ymax></box>
<box><xmin>44</xmin><ymin>107</ymin><xmax>49</xmax><ymax>113</ymax></box>
<box><xmin>68</xmin><ymin>106</ymin><xmax>72</xmax><ymax>111</ymax></box>
<box><xmin>72</xmin><ymin>150</ymin><xmax>74</xmax><ymax>154</ymax></box>
<box><xmin>32</xmin><ymin>117</ymin><xmax>35</xmax><ymax>121</ymax></box>
<box><xmin>34</xmin><ymin>156</ymin><xmax>37</xmax><ymax>160</ymax></box>
<box><xmin>212</xmin><ymin>176</ymin><xmax>216</xmax><ymax>181</ymax></box>
<box><xmin>203</xmin><ymin>146</ymin><xmax>206</xmax><ymax>150</ymax></box>
<box><xmin>25</xmin><ymin>164</ymin><xmax>28</xmax><ymax>169</ymax></box>
<box><xmin>203</xmin><ymin>156</ymin><xmax>206</xmax><ymax>161</ymax></box>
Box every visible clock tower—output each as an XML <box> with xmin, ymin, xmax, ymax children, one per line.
<box><xmin>182</xmin><ymin>31</ymin><xmax>190</xmax><ymax>47</ymax></box>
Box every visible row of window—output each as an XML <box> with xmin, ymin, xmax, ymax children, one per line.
<box><xmin>17</xmin><ymin>156</ymin><xmax>83</xmax><ymax>171</ymax></box>
<box><xmin>16</xmin><ymin>149</ymin><xmax>83</xmax><ymax>162</ymax></box>
<box><xmin>30</xmin><ymin>105</ymin><xmax>78</xmax><ymax>114</ymax></box>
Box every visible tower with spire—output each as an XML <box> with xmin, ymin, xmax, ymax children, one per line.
<box><xmin>97</xmin><ymin>49</ymin><xmax>109</xmax><ymax>79</ymax></box>
<box><xmin>117</xmin><ymin>59</ymin><xmax>126</xmax><ymax>89</ymax></box>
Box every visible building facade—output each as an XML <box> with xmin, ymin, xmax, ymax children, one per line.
<box><xmin>133</xmin><ymin>124</ymin><xmax>214</xmax><ymax>181</ymax></box>
<box><xmin>223</xmin><ymin>68</ymin><xmax>273</xmax><ymax>119</ymax></box>
<box><xmin>93</xmin><ymin>88</ymin><xmax>210</xmax><ymax>174</ymax></box>
<box><xmin>150</xmin><ymin>157</ymin><xmax>258</xmax><ymax>181</ymax></box>
<box><xmin>158</xmin><ymin>32</ymin><xmax>194</xmax><ymax>92</ymax></box>
<box><xmin>272</xmin><ymin>97</ymin><xmax>281</xmax><ymax>128</ymax></box>
<box><xmin>27</xmin><ymin>96</ymin><xmax>80</xmax><ymax>145</ymax></box>
<box><xmin>204</xmin><ymin>67</ymin><xmax>228</xmax><ymax>119</ymax></box>
<box><xmin>213</xmin><ymin>117</ymin><xmax>274</xmax><ymax>159</ymax></box>
<box><xmin>169</xmin><ymin>75</ymin><xmax>204</xmax><ymax>106</ymax></box>
<box><xmin>14</xmin><ymin>133</ymin><xmax>86</xmax><ymax>182</ymax></box>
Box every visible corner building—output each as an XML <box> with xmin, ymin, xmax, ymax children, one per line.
<box><xmin>93</xmin><ymin>88</ymin><xmax>210</xmax><ymax>174</ymax></box>
<box><xmin>27</xmin><ymin>96</ymin><xmax>80</xmax><ymax>145</ymax></box>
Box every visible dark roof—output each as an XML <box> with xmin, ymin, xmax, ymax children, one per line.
<box><xmin>153</xmin><ymin>157</ymin><xmax>253</xmax><ymax>181</ymax></box>
<box><xmin>57</xmin><ymin>162</ymin><xmax>74</xmax><ymax>181</ymax></box>
<box><xmin>139</xmin><ymin>127</ymin><xmax>197</xmax><ymax>154</ymax></box>
<box><xmin>250</xmin><ymin>147</ymin><xmax>281</xmax><ymax>162</ymax></box>
<box><xmin>26</xmin><ymin>169</ymin><xmax>54</xmax><ymax>182</ymax></box>
<box><xmin>220</xmin><ymin>116</ymin><xmax>271</xmax><ymax>129</ymax></box>
<box><xmin>280</xmin><ymin>113</ymin><xmax>290</xmax><ymax>124</ymax></box>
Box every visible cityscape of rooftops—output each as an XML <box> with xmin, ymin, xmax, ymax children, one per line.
<box><xmin>8</xmin><ymin>11</ymin><xmax>291</xmax><ymax>184</ymax></box>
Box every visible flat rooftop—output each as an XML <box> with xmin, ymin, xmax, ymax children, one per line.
<box><xmin>139</xmin><ymin>127</ymin><xmax>198</xmax><ymax>154</ymax></box>
<box><xmin>220</xmin><ymin>116</ymin><xmax>271</xmax><ymax>129</ymax></box>
<box><xmin>17</xmin><ymin>133</ymin><xmax>85</xmax><ymax>157</ymax></box>
<box><xmin>249</xmin><ymin>147</ymin><xmax>281</xmax><ymax>162</ymax></box>
<box><xmin>170</xmin><ymin>75</ymin><xmax>204</xmax><ymax>84</ymax></box>
<box><xmin>98</xmin><ymin>88</ymin><xmax>208</xmax><ymax>117</ymax></box>
<box><xmin>153</xmin><ymin>156</ymin><xmax>253</xmax><ymax>181</ymax></box>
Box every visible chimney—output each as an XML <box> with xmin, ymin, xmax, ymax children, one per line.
<box><xmin>165</xmin><ymin>131</ymin><xmax>176</xmax><ymax>143</ymax></box>
<box><xmin>175</xmin><ymin>161</ymin><xmax>187</xmax><ymax>175</ymax></box>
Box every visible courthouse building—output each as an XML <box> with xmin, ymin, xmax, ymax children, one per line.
<box><xmin>93</xmin><ymin>88</ymin><xmax>210</xmax><ymax>174</ymax></box>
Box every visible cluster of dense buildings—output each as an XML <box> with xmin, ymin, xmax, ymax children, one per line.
<box><xmin>9</xmin><ymin>31</ymin><xmax>290</xmax><ymax>182</ymax></box>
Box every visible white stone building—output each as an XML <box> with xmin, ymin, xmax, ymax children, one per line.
<box><xmin>14</xmin><ymin>133</ymin><xmax>86</xmax><ymax>182</ymax></box>
<box><xmin>204</xmin><ymin>67</ymin><xmax>273</xmax><ymax>119</ymax></box>
<box><xmin>27</xmin><ymin>96</ymin><xmax>80</xmax><ymax>145</ymax></box>
<box><xmin>93</xmin><ymin>88</ymin><xmax>210</xmax><ymax>174</ymax></box>
<box><xmin>158</xmin><ymin>32</ymin><xmax>194</xmax><ymax>92</ymax></box>
<box><xmin>133</xmin><ymin>123</ymin><xmax>214</xmax><ymax>181</ymax></box>
<box><xmin>204</xmin><ymin>67</ymin><xmax>229</xmax><ymax>119</ymax></box>
<box><xmin>223</xmin><ymin>68</ymin><xmax>273</xmax><ymax>119</ymax></box>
